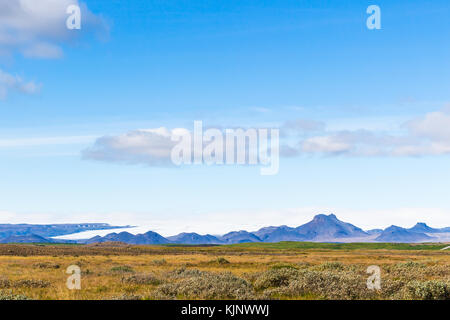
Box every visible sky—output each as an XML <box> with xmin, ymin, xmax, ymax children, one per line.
<box><xmin>0</xmin><ymin>0</ymin><xmax>450</xmax><ymax>237</ymax></box>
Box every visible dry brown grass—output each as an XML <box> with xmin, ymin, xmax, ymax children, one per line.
<box><xmin>0</xmin><ymin>243</ymin><xmax>448</xmax><ymax>300</ymax></box>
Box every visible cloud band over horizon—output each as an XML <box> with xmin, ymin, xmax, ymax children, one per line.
<box><xmin>82</xmin><ymin>109</ymin><xmax>450</xmax><ymax>167</ymax></box>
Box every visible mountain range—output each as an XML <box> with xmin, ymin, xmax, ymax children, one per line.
<box><xmin>0</xmin><ymin>215</ymin><xmax>448</xmax><ymax>244</ymax></box>
<box><xmin>374</xmin><ymin>225</ymin><xmax>433</xmax><ymax>242</ymax></box>
<box><xmin>73</xmin><ymin>214</ymin><xmax>450</xmax><ymax>245</ymax></box>
<box><xmin>0</xmin><ymin>223</ymin><xmax>129</xmax><ymax>244</ymax></box>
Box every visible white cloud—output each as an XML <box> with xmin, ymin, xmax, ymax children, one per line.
<box><xmin>0</xmin><ymin>0</ymin><xmax>108</xmax><ymax>59</ymax></box>
<box><xmin>0</xmin><ymin>1</ymin><xmax>108</xmax><ymax>99</ymax></box>
<box><xmin>406</xmin><ymin>111</ymin><xmax>450</xmax><ymax>141</ymax></box>
<box><xmin>294</xmin><ymin>110</ymin><xmax>450</xmax><ymax>157</ymax></box>
<box><xmin>83</xmin><ymin>125</ymin><xmax>278</xmax><ymax>168</ymax></box>
<box><xmin>82</xmin><ymin>128</ymin><xmax>188</xmax><ymax>166</ymax></box>
<box><xmin>83</xmin><ymin>109</ymin><xmax>450</xmax><ymax>169</ymax></box>
<box><xmin>0</xmin><ymin>68</ymin><xmax>40</xmax><ymax>98</ymax></box>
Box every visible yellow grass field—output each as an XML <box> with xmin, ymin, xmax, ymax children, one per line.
<box><xmin>0</xmin><ymin>242</ymin><xmax>448</xmax><ymax>300</ymax></box>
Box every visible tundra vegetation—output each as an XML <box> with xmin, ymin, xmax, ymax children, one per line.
<box><xmin>0</xmin><ymin>242</ymin><xmax>448</xmax><ymax>300</ymax></box>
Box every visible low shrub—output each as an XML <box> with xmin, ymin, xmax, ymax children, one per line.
<box><xmin>386</xmin><ymin>261</ymin><xmax>427</xmax><ymax>279</ymax></box>
<box><xmin>151</xmin><ymin>259</ymin><xmax>167</xmax><ymax>266</ymax></box>
<box><xmin>110</xmin><ymin>265</ymin><xmax>135</xmax><ymax>274</ymax></box>
<box><xmin>256</xmin><ymin>268</ymin><xmax>376</xmax><ymax>300</ymax></box>
<box><xmin>403</xmin><ymin>280</ymin><xmax>450</xmax><ymax>300</ymax></box>
<box><xmin>0</xmin><ymin>291</ymin><xmax>30</xmax><ymax>300</ymax></box>
<box><xmin>122</xmin><ymin>273</ymin><xmax>161</xmax><ymax>285</ymax></box>
<box><xmin>270</xmin><ymin>263</ymin><xmax>299</xmax><ymax>270</ymax></box>
<box><xmin>315</xmin><ymin>262</ymin><xmax>345</xmax><ymax>271</ymax></box>
<box><xmin>13</xmin><ymin>279</ymin><xmax>51</xmax><ymax>288</ymax></box>
<box><xmin>32</xmin><ymin>262</ymin><xmax>60</xmax><ymax>269</ymax></box>
<box><xmin>216</xmin><ymin>257</ymin><xmax>230</xmax><ymax>265</ymax></box>
<box><xmin>110</xmin><ymin>294</ymin><xmax>143</xmax><ymax>300</ymax></box>
<box><xmin>153</xmin><ymin>270</ymin><xmax>255</xmax><ymax>299</ymax></box>
<box><xmin>254</xmin><ymin>267</ymin><xmax>299</xmax><ymax>290</ymax></box>
<box><xmin>0</xmin><ymin>279</ymin><xmax>51</xmax><ymax>289</ymax></box>
<box><xmin>166</xmin><ymin>268</ymin><xmax>207</xmax><ymax>279</ymax></box>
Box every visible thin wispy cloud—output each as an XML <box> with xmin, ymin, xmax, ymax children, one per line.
<box><xmin>250</xmin><ymin>106</ymin><xmax>271</xmax><ymax>113</ymax></box>
<box><xmin>281</xmin><ymin>119</ymin><xmax>325</xmax><ymax>135</ymax></box>
<box><xmin>0</xmin><ymin>135</ymin><xmax>97</xmax><ymax>148</ymax></box>
<box><xmin>0</xmin><ymin>69</ymin><xmax>40</xmax><ymax>98</ymax></box>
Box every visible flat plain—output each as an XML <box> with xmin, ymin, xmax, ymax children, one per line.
<box><xmin>0</xmin><ymin>242</ymin><xmax>448</xmax><ymax>300</ymax></box>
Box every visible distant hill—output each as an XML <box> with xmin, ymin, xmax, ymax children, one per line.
<box><xmin>85</xmin><ymin>231</ymin><xmax>170</xmax><ymax>245</ymax></box>
<box><xmin>295</xmin><ymin>214</ymin><xmax>368</xmax><ymax>240</ymax></box>
<box><xmin>253</xmin><ymin>214</ymin><xmax>369</xmax><ymax>242</ymax></box>
<box><xmin>220</xmin><ymin>231</ymin><xmax>262</xmax><ymax>244</ymax></box>
<box><xmin>408</xmin><ymin>222</ymin><xmax>441</xmax><ymax>233</ymax></box>
<box><xmin>0</xmin><ymin>234</ymin><xmax>52</xmax><ymax>243</ymax></box>
<box><xmin>366</xmin><ymin>229</ymin><xmax>383</xmax><ymax>235</ymax></box>
<box><xmin>167</xmin><ymin>233</ymin><xmax>223</xmax><ymax>244</ymax></box>
<box><xmin>86</xmin><ymin>230</ymin><xmax>264</xmax><ymax>245</ymax></box>
<box><xmin>375</xmin><ymin>226</ymin><xmax>433</xmax><ymax>242</ymax></box>
<box><xmin>254</xmin><ymin>225</ymin><xmax>306</xmax><ymax>242</ymax></box>
<box><xmin>0</xmin><ymin>223</ymin><xmax>129</xmax><ymax>240</ymax></box>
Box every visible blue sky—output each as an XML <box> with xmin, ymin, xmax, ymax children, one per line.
<box><xmin>0</xmin><ymin>0</ymin><xmax>450</xmax><ymax>236</ymax></box>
